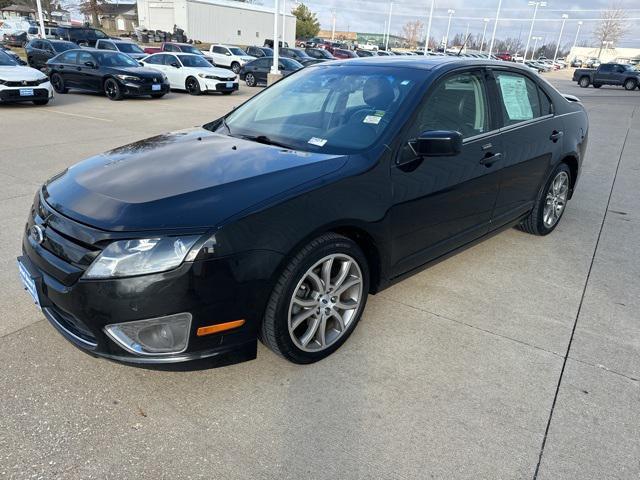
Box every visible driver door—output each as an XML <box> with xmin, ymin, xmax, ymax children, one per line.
<box><xmin>389</xmin><ymin>68</ymin><xmax>503</xmax><ymax>276</ymax></box>
<box><xmin>162</xmin><ymin>54</ymin><xmax>183</xmax><ymax>87</ymax></box>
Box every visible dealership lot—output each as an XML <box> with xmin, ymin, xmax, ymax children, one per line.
<box><xmin>0</xmin><ymin>71</ymin><xmax>638</xmax><ymax>479</ymax></box>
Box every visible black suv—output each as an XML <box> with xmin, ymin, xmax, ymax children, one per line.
<box><xmin>53</xmin><ymin>26</ymin><xmax>110</xmax><ymax>47</ymax></box>
<box><xmin>25</xmin><ymin>39</ymin><xmax>76</xmax><ymax>70</ymax></box>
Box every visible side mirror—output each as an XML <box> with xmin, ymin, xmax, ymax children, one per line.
<box><xmin>225</xmin><ymin>52</ymin><xmax>231</xmax><ymax>56</ymax></box>
<box><xmin>84</xmin><ymin>61</ymin><xmax>96</xmax><ymax>68</ymax></box>
<box><xmin>411</xmin><ymin>130</ymin><xmax>462</xmax><ymax>157</ymax></box>
<box><xmin>138</xmin><ymin>61</ymin><xmax>144</xmax><ymax>66</ymax></box>
<box><xmin>171</xmin><ymin>62</ymin><xmax>180</xmax><ymax>68</ymax></box>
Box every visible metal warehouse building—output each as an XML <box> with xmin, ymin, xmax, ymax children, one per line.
<box><xmin>136</xmin><ymin>0</ymin><xmax>295</xmax><ymax>46</ymax></box>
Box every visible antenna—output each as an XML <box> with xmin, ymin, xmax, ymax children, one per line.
<box><xmin>457</xmin><ymin>34</ymin><xmax>471</xmax><ymax>56</ymax></box>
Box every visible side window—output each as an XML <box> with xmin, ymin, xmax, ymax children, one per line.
<box><xmin>58</xmin><ymin>51</ymin><xmax>77</xmax><ymax>64</ymax></box>
<box><xmin>164</xmin><ymin>44</ymin><xmax>176</xmax><ymax>52</ymax></box>
<box><xmin>145</xmin><ymin>55</ymin><xmax>161</xmax><ymax>65</ymax></box>
<box><xmin>413</xmin><ymin>71</ymin><xmax>490</xmax><ymax>139</ymax></box>
<box><xmin>31</xmin><ymin>40</ymin><xmax>42</xmax><ymax>49</ymax></box>
<box><xmin>255</xmin><ymin>58</ymin><xmax>269</xmax><ymax>68</ymax></box>
<box><xmin>163</xmin><ymin>54</ymin><xmax>178</xmax><ymax>66</ymax></box>
<box><xmin>538</xmin><ymin>87</ymin><xmax>553</xmax><ymax>116</ymax></box>
<box><xmin>599</xmin><ymin>64</ymin><xmax>612</xmax><ymax>73</ymax></box>
<box><xmin>212</xmin><ymin>46</ymin><xmax>225</xmax><ymax>54</ymax></box>
<box><xmin>77</xmin><ymin>51</ymin><xmax>95</xmax><ymax>65</ymax></box>
<box><xmin>495</xmin><ymin>71</ymin><xmax>541</xmax><ymax>126</ymax></box>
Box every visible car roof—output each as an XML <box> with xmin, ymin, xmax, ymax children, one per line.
<box><xmin>318</xmin><ymin>55</ymin><xmax>536</xmax><ymax>72</ymax></box>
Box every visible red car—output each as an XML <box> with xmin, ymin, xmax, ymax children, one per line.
<box><xmin>495</xmin><ymin>51</ymin><xmax>513</xmax><ymax>62</ymax></box>
<box><xmin>332</xmin><ymin>48</ymin><xmax>358</xmax><ymax>59</ymax></box>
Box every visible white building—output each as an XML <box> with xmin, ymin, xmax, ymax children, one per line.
<box><xmin>136</xmin><ymin>0</ymin><xmax>296</xmax><ymax>46</ymax></box>
<box><xmin>568</xmin><ymin>46</ymin><xmax>640</xmax><ymax>64</ymax></box>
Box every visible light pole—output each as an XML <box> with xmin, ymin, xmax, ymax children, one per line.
<box><xmin>281</xmin><ymin>0</ymin><xmax>286</xmax><ymax>47</ymax></box>
<box><xmin>271</xmin><ymin>0</ymin><xmax>280</xmax><ymax>75</ymax></box>
<box><xmin>480</xmin><ymin>18</ymin><xmax>489</xmax><ymax>52</ymax></box>
<box><xmin>531</xmin><ymin>36</ymin><xmax>542</xmax><ymax>60</ymax></box>
<box><xmin>35</xmin><ymin>0</ymin><xmax>46</xmax><ymax>39</ymax></box>
<box><xmin>444</xmin><ymin>9</ymin><xmax>455</xmax><ymax>51</ymax></box>
<box><xmin>424</xmin><ymin>0</ymin><xmax>435</xmax><ymax>53</ymax></box>
<box><xmin>488</xmin><ymin>0</ymin><xmax>502</xmax><ymax>57</ymax></box>
<box><xmin>572</xmin><ymin>20</ymin><xmax>583</xmax><ymax>51</ymax></box>
<box><xmin>523</xmin><ymin>1</ymin><xmax>546</xmax><ymax>63</ymax></box>
<box><xmin>385</xmin><ymin>1</ymin><xmax>393</xmax><ymax>51</ymax></box>
<box><xmin>553</xmin><ymin>13</ymin><xmax>568</xmax><ymax>62</ymax></box>
<box><xmin>331</xmin><ymin>8</ymin><xmax>337</xmax><ymax>41</ymax></box>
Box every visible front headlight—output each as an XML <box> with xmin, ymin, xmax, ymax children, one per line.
<box><xmin>0</xmin><ymin>79</ymin><xmax>6</xmax><ymax>85</ymax></box>
<box><xmin>36</xmin><ymin>77</ymin><xmax>49</xmax><ymax>85</ymax></box>
<box><xmin>84</xmin><ymin>236</ymin><xmax>200</xmax><ymax>279</ymax></box>
<box><xmin>115</xmin><ymin>74</ymin><xmax>141</xmax><ymax>82</ymax></box>
<box><xmin>197</xmin><ymin>73</ymin><xmax>215</xmax><ymax>79</ymax></box>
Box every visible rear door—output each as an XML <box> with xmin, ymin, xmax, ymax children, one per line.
<box><xmin>52</xmin><ymin>50</ymin><xmax>78</xmax><ymax>86</ymax></box>
<box><xmin>389</xmin><ymin>68</ymin><xmax>503</xmax><ymax>276</ymax></box>
<box><xmin>162</xmin><ymin>54</ymin><xmax>183</xmax><ymax>87</ymax></box>
<box><xmin>75</xmin><ymin>50</ymin><xmax>101</xmax><ymax>91</ymax></box>
<box><xmin>489</xmin><ymin>68</ymin><xmax>564</xmax><ymax>228</ymax></box>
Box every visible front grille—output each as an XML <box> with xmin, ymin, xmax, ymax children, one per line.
<box><xmin>213</xmin><ymin>76</ymin><xmax>236</xmax><ymax>81</ymax></box>
<box><xmin>141</xmin><ymin>76</ymin><xmax>162</xmax><ymax>84</ymax></box>
<box><xmin>4</xmin><ymin>80</ymin><xmax>42</xmax><ymax>87</ymax></box>
<box><xmin>0</xmin><ymin>88</ymin><xmax>48</xmax><ymax>100</ymax></box>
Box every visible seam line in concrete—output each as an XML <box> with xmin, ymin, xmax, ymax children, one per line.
<box><xmin>379</xmin><ymin>294</ymin><xmax>565</xmax><ymax>359</ymax></box>
<box><xmin>0</xmin><ymin>318</ymin><xmax>45</xmax><ymax>340</ymax></box>
<box><xmin>566</xmin><ymin>356</ymin><xmax>639</xmax><ymax>383</ymax></box>
<box><xmin>532</xmin><ymin>106</ymin><xmax>634</xmax><ymax>480</ymax></box>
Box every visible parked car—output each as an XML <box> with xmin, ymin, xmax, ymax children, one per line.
<box><xmin>18</xmin><ymin>57</ymin><xmax>588</xmax><ymax>366</ymax></box>
<box><xmin>573</xmin><ymin>63</ymin><xmax>640</xmax><ymax>90</ymax></box>
<box><xmin>26</xmin><ymin>25</ymin><xmax>56</xmax><ymax>41</ymax></box>
<box><xmin>239</xmin><ymin>56</ymin><xmax>302</xmax><ymax>86</ymax></box>
<box><xmin>204</xmin><ymin>44</ymin><xmax>254</xmax><ymax>73</ymax></box>
<box><xmin>376</xmin><ymin>50</ymin><xmax>391</xmax><ymax>56</ymax></box>
<box><xmin>0</xmin><ymin>43</ymin><xmax>25</xmax><ymax>65</ymax></box>
<box><xmin>356</xmin><ymin>49</ymin><xmax>375</xmax><ymax>57</ymax></box>
<box><xmin>279</xmin><ymin>47</ymin><xmax>323</xmax><ymax>66</ymax></box>
<box><xmin>25</xmin><ymin>39</ymin><xmax>76</xmax><ymax>70</ymax></box>
<box><xmin>304</xmin><ymin>37</ymin><xmax>325</xmax><ymax>48</ymax></box>
<box><xmin>143</xmin><ymin>42</ymin><xmax>213</xmax><ymax>63</ymax></box>
<box><xmin>333</xmin><ymin>48</ymin><xmax>358</xmax><ymax>60</ymax></box>
<box><xmin>141</xmin><ymin>53</ymin><xmax>238</xmax><ymax>95</ymax></box>
<box><xmin>305</xmin><ymin>47</ymin><xmax>335</xmax><ymax>60</ymax></box>
<box><xmin>585</xmin><ymin>57</ymin><xmax>601</xmax><ymax>69</ymax></box>
<box><xmin>96</xmin><ymin>39</ymin><xmax>147</xmax><ymax>60</ymax></box>
<box><xmin>0</xmin><ymin>50</ymin><xmax>53</xmax><ymax>105</ymax></box>
<box><xmin>0</xmin><ymin>18</ymin><xmax>31</xmax><ymax>40</ymax></box>
<box><xmin>570</xmin><ymin>58</ymin><xmax>583</xmax><ymax>68</ymax></box>
<box><xmin>245</xmin><ymin>46</ymin><xmax>273</xmax><ymax>58</ymax></box>
<box><xmin>263</xmin><ymin>39</ymin><xmax>288</xmax><ymax>49</ymax></box>
<box><xmin>4</xmin><ymin>30</ymin><xmax>27</xmax><ymax>47</ymax></box>
<box><xmin>46</xmin><ymin>48</ymin><xmax>170</xmax><ymax>100</ymax></box>
<box><xmin>53</xmin><ymin>26</ymin><xmax>110</xmax><ymax>47</ymax></box>
<box><xmin>495</xmin><ymin>51</ymin><xmax>513</xmax><ymax>61</ymax></box>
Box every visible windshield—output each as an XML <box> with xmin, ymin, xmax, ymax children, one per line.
<box><xmin>97</xmin><ymin>51</ymin><xmax>139</xmax><ymax>67</ymax></box>
<box><xmin>117</xmin><ymin>42</ymin><xmax>144</xmax><ymax>54</ymax></box>
<box><xmin>280</xmin><ymin>57</ymin><xmax>302</xmax><ymax>70</ymax></box>
<box><xmin>178</xmin><ymin>54</ymin><xmax>211</xmax><ymax>68</ymax></box>
<box><xmin>229</xmin><ymin>47</ymin><xmax>247</xmax><ymax>56</ymax></box>
<box><xmin>216</xmin><ymin>66</ymin><xmax>419</xmax><ymax>154</ymax></box>
<box><xmin>0</xmin><ymin>51</ymin><xmax>18</xmax><ymax>66</ymax></box>
<box><xmin>28</xmin><ymin>27</ymin><xmax>38</xmax><ymax>34</ymax></box>
<box><xmin>179</xmin><ymin>45</ymin><xmax>202</xmax><ymax>55</ymax></box>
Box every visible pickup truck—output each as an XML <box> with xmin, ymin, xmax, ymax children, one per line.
<box><xmin>573</xmin><ymin>63</ymin><xmax>640</xmax><ymax>90</ymax></box>
<box><xmin>143</xmin><ymin>42</ymin><xmax>213</xmax><ymax>62</ymax></box>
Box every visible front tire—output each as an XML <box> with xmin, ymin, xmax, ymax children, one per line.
<box><xmin>261</xmin><ymin>233</ymin><xmax>370</xmax><ymax>364</ymax></box>
<box><xmin>231</xmin><ymin>62</ymin><xmax>241</xmax><ymax>74</ymax></box>
<box><xmin>579</xmin><ymin>76</ymin><xmax>590</xmax><ymax>88</ymax></box>
<box><xmin>185</xmin><ymin>76</ymin><xmax>201</xmax><ymax>95</ymax></box>
<box><xmin>624</xmin><ymin>79</ymin><xmax>637</xmax><ymax>91</ymax></box>
<box><xmin>104</xmin><ymin>78</ymin><xmax>123</xmax><ymax>100</ymax></box>
<box><xmin>518</xmin><ymin>163</ymin><xmax>571</xmax><ymax>236</ymax></box>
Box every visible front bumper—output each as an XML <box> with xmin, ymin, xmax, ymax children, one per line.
<box><xmin>18</xmin><ymin>201</ymin><xmax>283</xmax><ymax>365</ymax></box>
<box><xmin>0</xmin><ymin>85</ymin><xmax>53</xmax><ymax>103</ymax></box>
<box><xmin>202</xmin><ymin>79</ymin><xmax>239</xmax><ymax>93</ymax></box>
<box><xmin>121</xmin><ymin>80</ymin><xmax>170</xmax><ymax>97</ymax></box>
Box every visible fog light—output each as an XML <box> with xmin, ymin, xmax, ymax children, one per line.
<box><xmin>104</xmin><ymin>313</ymin><xmax>192</xmax><ymax>356</ymax></box>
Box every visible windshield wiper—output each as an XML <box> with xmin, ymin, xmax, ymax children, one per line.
<box><xmin>238</xmin><ymin>134</ymin><xmax>293</xmax><ymax>150</ymax></box>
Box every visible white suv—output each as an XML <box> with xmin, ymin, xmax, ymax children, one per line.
<box><xmin>204</xmin><ymin>45</ymin><xmax>255</xmax><ymax>74</ymax></box>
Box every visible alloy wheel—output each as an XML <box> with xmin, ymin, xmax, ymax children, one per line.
<box><xmin>246</xmin><ymin>73</ymin><xmax>255</xmax><ymax>87</ymax></box>
<box><xmin>543</xmin><ymin>171</ymin><xmax>569</xmax><ymax>228</ymax></box>
<box><xmin>231</xmin><ymin>62</ymin><xmax>240</xmax><ymax>74</ymax></box>
<box><xmin>288</xmin><ymin>254</ymin><xmax>363</xmax><ymax>352</ymax></box>
<box><xmin>105</xmin><ymin>79</ymin><xmax>119</xmax><ymax>99</ymax></box>
<box><xmin>186</xmin><ymin>77</ymin><xmax>199</xmax><ymax>94</ymax></box>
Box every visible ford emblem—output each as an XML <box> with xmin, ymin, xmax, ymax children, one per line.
<box><xmin>29</xmin><ymin>225</ymin><xmax>45</xmax><ymax>245</ymax></box>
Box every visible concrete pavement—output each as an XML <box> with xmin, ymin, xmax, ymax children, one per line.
<box><xmin>0</xmin><ymin>71</ymin><xmax>638</xmax><ymax>479</ymax></box>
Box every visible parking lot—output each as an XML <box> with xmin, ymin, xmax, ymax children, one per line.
<box><xmin>0</xmin><ymin>70</ymin><xmax>638</xmax><ymax>479</ymax></box>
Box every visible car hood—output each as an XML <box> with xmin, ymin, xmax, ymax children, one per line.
<box><xmin>114</xmin><ymin>66</ymin><xmax>162</xmax><ymax>78</ymax></box>
<box><xmin>126</xmin><ymin>52</ymin><xmax>147</xmax><ymax>60</ymax></box>
<box><xmin>43</xmin><ymin>128</ymin><xmax>348</xmax><ymax>232</ymax></box>
<box><xmin>187</xmin><ymin>66</ymin><xmax>236</xmax><ymax>78</ymax></box>
<box><xmin>0</xmin><ymin>65</ymin><xmax>47</xmax><ymax>81</ymax></box>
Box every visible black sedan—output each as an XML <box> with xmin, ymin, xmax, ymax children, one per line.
<box><xmin>25</xmin><ymin>39</ymin><xmax>76</xmax><ymax>70</ymax></box>
<box><xmin>279</xmin><ymin>47</ymin><xmax>325</xmax><ymax>66</ymax></box>
<box><xmin>239</xmin><ymin>56</ymin><xmax>302</xmax><ymax>87</ymax></box>
<box><xmin>305</xmin><ymin>47</ymin><xmax>335</xmax><ymax>60</ymax></box>
<box><xmin>46</xmin><ymin>49</ymin><xmax>170</xmax><ymax>100</ymax></box>
<box><xmin>18</xmin><ymin>57</ymin><xmax>588</xmax><ymax>366</ymax></box>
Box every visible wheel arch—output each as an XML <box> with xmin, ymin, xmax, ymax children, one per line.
<box><xmin>561</xmin><ymin>155</ymin><xmax>579</xmax><ymax>198</ymax></box>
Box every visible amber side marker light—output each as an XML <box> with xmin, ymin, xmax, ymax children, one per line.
<box><xmin>197</xmin><ymin>319</ymin><xmax>246</xmax><ymax>337</ymax></box>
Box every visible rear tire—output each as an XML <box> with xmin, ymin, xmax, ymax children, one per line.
<box><xmin>579</xmin><ymin>76</ymin><xmax>590</xmax><ymax>88</ymax></box>
<box><xmin>624</xmin><ymin>79</ymin><xmax>637</xmax><ymax>91</ymax></box>
<box><xmin>231</xmin><ymin>62</ymin><xmax>241</xmax><ymax>74</ymax></box>
<box><xmin>261</xmin><ymin>233</ymin><xmax>370</xmax><ymax>364</ymax></box>
<box><xmin>50</xmin><ymin>73</ymin><xmax>67</xmax><ymax>93</ymax></box>
<box><xmin>518</xmin><ymin>163</ymin><xmax>572</xmax><ymax>236</ymax></box>
<box><xmin>245</xmin><ymin>73</ymin><xmax>256</xmax><ymax>87</ymax></box>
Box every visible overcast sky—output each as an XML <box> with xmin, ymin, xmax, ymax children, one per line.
<box><xmin>283</xmin><ymin>0</ymin><xmax>640</xmax><ymax>47</ymax></box>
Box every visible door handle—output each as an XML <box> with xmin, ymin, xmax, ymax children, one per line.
<box><xmin>479</xmin><ymin>152</ymin><xmax>502</xmax><ymax>166</ymax></box>
<box><xmin>550</xmin><ymin>130</ymin><xmax>564</xmax><ymax>142</ymax></box>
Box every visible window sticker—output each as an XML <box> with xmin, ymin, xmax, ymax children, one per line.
<box><xmin>498</xmin><ymin>75</ymin><xmax>533</xmax><ymax>121</ymax></box>
<box><xmin>308</xmin><ymin>137</ymin><xmax>328</xmax><ymax>147</ymax></box>
<box><xmin>363</xmin><ymin>115</ymin><xmax>382</xmax><ymax>125</ymax></box>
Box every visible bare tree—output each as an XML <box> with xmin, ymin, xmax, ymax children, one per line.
<box><xmin>594</xmin><ymin>3</ymin><xmax>628</xmax><ymax>58</ymax></box>
<box><xmin>402</xmin><ymin>20</ymin><xmax>423</xmax><ymax>49</ymax></box>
